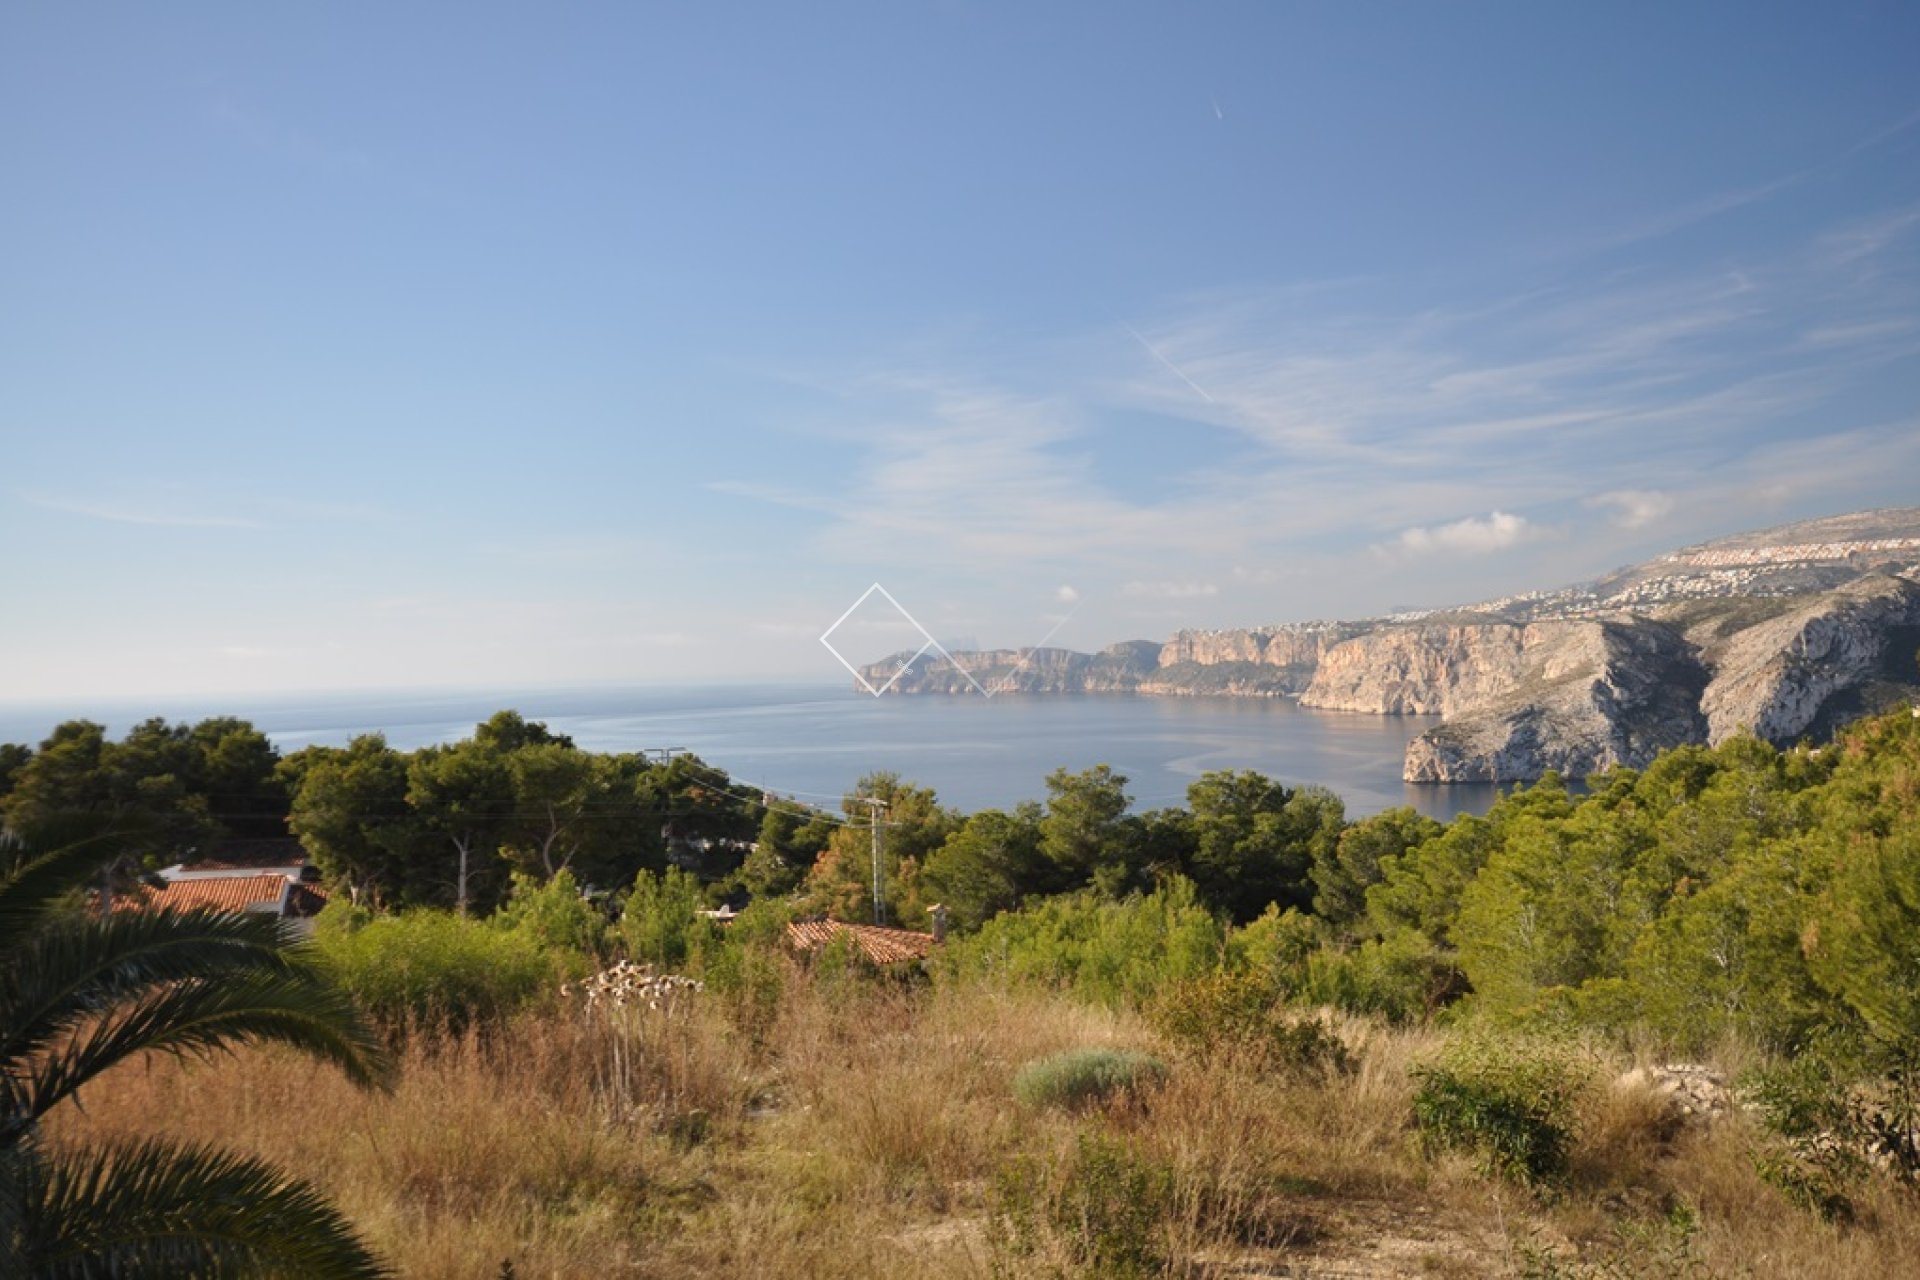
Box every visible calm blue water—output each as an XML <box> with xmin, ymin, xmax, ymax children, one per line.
<box><xmin>0</xmin><ymin>684</ymin><xmax>1499</xmax><ymax>821</ymax></box>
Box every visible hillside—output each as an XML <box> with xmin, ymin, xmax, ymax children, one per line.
<box><xmin>861</xmin><ymin>508</ymin><xmax>1920</xmax><ymax>782</ymax></box>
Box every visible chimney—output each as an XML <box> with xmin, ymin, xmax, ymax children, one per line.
<box><xmin>928</xmin><ymin>903</ymin><xmax>949</xmax><ymax>945</ymax></box>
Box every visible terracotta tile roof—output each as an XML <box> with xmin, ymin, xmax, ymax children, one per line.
<box><xmin>786</xmin><ymin>918</ymin><xmax>937</xmax><ymax>966</ymax></box>
<box><xmin>119</xmin><ymin>874</ymin><xmax>293</xmax><ymax>915</ymax></box>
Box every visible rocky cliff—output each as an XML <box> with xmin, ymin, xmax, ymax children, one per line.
<box><xmin>1697</xmin><ymin>574</ymin><xmax>1920</xmax><ymax>744</ymax></box>
<box><xmin>1397</xmin><ymin>619</ymin><xmax>1709</xmax><ymax>782</ymax></box>
<box><xmin>1301</xmin><ymin>623</ymin><xmax>1539</xmax><ymax>715</ymax></box>
<box><xmin>856</xmin><ymin>509</ymin><xmax>1920</xmax><ymax>783</ymax></box>
<box><xmin>859</xmin><ymin>641</ymin><xmax>1163</xmax><ymax>695</ymax></box>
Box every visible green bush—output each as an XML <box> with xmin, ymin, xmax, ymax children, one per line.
<box><xmin>991</xmin><ymin>1130</ymin><xmax>1176</xmax><ymax>1279</ymax></box>
<box><xmin>1012</xmin><ymin>1047</ymin><xmax>1167</xmax><ymax>1111</ymax></box>
<box><xmin>618</xmin><ymin>867</ymin><xmax>717</xmax><ymax>970</ymax></box>
<box><xmin>312</xmin><ymin>908</ymin><xmax>555</xmax><ymax>1032</ymax></box>
<box><xmin>1293</xmin><ymin>930</ymin><xmax>1467</xmax><ymax>1025</ymax></box>
<box><xmin>493</xmin><ymin>868</ymin><xmax>607</xmax><ymax>960</ymax></box>
<box><xmin>938</xmin><ymin>876</ymin><xmax>1226</xmax><ymax>1007</ymax></box>
<box><xmin>1411</xmin><ymin>1033</ymin><xmax>1591</xmax><ymax>1185</ymax></box>
<box><xmin>1147</xmin><ymin>970</ymin><xmax>1353</xmax><ymax>1077</ymax></box>
<box><xmin>694</xmin><ymin>898</ymin><xmax>791</xmax><ymax>1043</ymax></box>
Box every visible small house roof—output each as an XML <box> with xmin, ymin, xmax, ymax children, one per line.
<box><xmin>117</xmin><ymin>874</ymin><xmax>293</xmax><ymax>915</ymax></box>
<box><xmin>786</xmin><ymin>918</ymin><xmax>937</xmax><ymax>966</ymax></box>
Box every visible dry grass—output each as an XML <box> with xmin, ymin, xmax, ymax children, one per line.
<box><xmin>43</xmin><ymin>974</ymin><xmax>1920</xmax><ymax>1279</ymax></box>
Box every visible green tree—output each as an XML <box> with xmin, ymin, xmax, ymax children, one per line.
<box><xmin>2</xmin><ymin>724</ymin><xmax>138</xmax><ymax>846</ymax></box>
<box><xmin>800</xmin><ymin>773</ymin><xmax>956</xmax><ymax>925</ymax></box>
<box><xmin>493</xmin><ymin>868</ymin><xmax>608</xmax><ymax>961</ymax></box>
<box><xmin>1454</xmin><ymin>813</ymin><xmax>1621</xmax><ymax>1014</ymax></box>
<box><xmin>185</xmin><ymin>717</ymin><xmax>288</xmax><ymax>839</ymax></box>
<box><xmin>923</xmin><ymin>805</ymin><xmax>1045</xmax><ymax>932</ymax></box>
<box><xmin>407</xmin><ymin>742</ymin><xmax>513</xmax><ymax>915</ymax></box>
<box><xmin>638</xmin><ymin>755</ymin><xmax>757</xmax><ymax>879</ymax></box>
<box><xmin>1621</xmin><ymin>841</ymin><xmax>1821</xmax><ymax>1049</ymax></box>
<box><xmin>1040</xmin><ymin>765</ymin><xmax>1139</xmax><ymax>897</ymax></box>
<box><xmin>739</xmin><ymin>802</ymin><xmax>833</xmax><ymax>899</ymax></box>
<box><xmin>1315</xmin><ymin>807</ymin><xmax>1441</xmax><ymax>930</ymax></box>
<box><xmin>499</xmin><ymin>742</ymin><xmax>606</xmax><ymax>880</ymax></box>
<box><xmin>1366</xmin><ymin>812</ymin><xmax>1496</xmax><ymax>945</ymax></box>
<box><xmin>0</xmin><ymin>827</ymin><xmax>393</xmax><ymax>1276</ymax></box>
<box><xmin>472</xmin><ymin>709</ymin><xmax>573</xmax><ymax>753</ymax></box>
<box><xmin>1179</xmin><ymin>771</ymin><xmax>1330</xmax><ymax>923</ymax></box>
<box><xmin>0</xmin><ymin>743</ymin><xmax>30</xmax><ymax>806</ymax></box>
<box><xmin>282</xmin><ymin>735</ymin><xmax>424</xmax><ymax>910</ymax></box>
<box><xmin>1807</xmin><ymin>823</ymin><xmax>1920</xmax><ymax>1046</ymax></box>
<box><xmin>3</xmin><ymin>719</ymin><xmax>288</xmax><ymax>862</ymax></box>
<box><xmin>619</xmin><ymin>867</ymin><xmax>715</xmax><ymax>969</ymax></box>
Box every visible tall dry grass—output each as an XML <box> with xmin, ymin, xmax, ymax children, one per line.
<box><xmin>44</xmin><ymin>970</ymin><xmax>1920</xmax><ymax>1279</ymax></box>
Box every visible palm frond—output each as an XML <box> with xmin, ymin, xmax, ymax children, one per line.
<box><xmin>0</xmin><ymin>908</ymin><xmax>304</xmax><ymax>1070</ymax></box>
<box><xmin>0</xmin><ymin>828</ymin><xmax>151</xmax><ymax>949</ymax></box>
<box><xmin>20</xmin><ymin>1135</ymin><xmax>390</xmax><ymax>1279</ymax></box>
<box><xmin>14</xmin><ymin>970</ymin><xmax>392</xmax><ymax>1137</ymax></box>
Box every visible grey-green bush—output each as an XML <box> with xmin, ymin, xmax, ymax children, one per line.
<box><xmin>1012</xmin><ymin>1047</ymin><xmax>1167</xmax><ymax>1111</ymax></box>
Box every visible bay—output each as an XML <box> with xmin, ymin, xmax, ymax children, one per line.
<box><xmin>0</xmin><ymin>683</ymin><xmax>1499</xmax><ymax>821</ymax></box>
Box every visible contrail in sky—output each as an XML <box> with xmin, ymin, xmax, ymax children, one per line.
<box><xmin>1125</xmin><ymin>325</ymin><xmax>1216</xmax><ymax>403</ymax></box>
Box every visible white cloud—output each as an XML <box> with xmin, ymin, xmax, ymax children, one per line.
<box><xmin>1056</xmin><ymin>585</ymin><xmax>1080</xmax><ymax>603</ymax></box>
<box><xmin>1588</xmin><ymin>489</ymin><xmax>1675</xmax><ymax>530</ymax></box>
<box><xmin>1392</xmin><ymin>511</ymin><xmax>1536</xmax><ymax>557</ymax></box>
<box><xmin>716</xmin><ymin>198</ymin><xmax>1920</xmax><ymax>628</ymax></box>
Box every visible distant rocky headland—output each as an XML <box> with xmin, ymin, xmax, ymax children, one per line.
<box><xmin>859</xmin><ymin>508</ymin><xmax>1920</xmax><ymax>784</ymax></box>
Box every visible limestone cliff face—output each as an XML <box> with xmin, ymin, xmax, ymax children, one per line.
<box><xmin>856</xmin><ymin>519</ymin><xmax>1920</xmax><ymax>784</ymax></box>
<box><xmin>1698</xmin><ymin>574</ymin><xmax>1920</xmax><ymax>743</ymax></box>
<box><xmin>1158</xmin><ymin>625</ymin><xmax>1351</xmax><ymax>670</ymax></box>
<box><xmin>1159</xmin><ymin>630</ymin><xmax>1267</xmax><ymax>666</ymax></box>
<box><xmin>1387</xmin><ymin>581</ymin><xmax>1920</xmax><ymax>782</ymax></box>
<box><xmin>1301</xmin><ymin>624</ymin><xmax>1539</xmax><ymax>715</ymax></box>
<box><xmin>1400</xmin><ymin>620</ymin><xmax>1708</xmax><ymax>783</ymax></box>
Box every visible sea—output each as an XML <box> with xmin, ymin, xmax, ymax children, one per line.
<box><xmin>0</xmin><ymin>684</ymin><xmax>1501</xmax><ymax>822</ymax></box>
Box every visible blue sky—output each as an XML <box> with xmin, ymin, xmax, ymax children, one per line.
<box><xmin>3</xmin><ymin>3</ymin><xmax>1917</xmax><ymax>699</ymax></box>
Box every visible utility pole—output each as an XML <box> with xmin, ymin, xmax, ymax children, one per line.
<box><xmin>862</xmin><ymin>797</ymin><xmax>889</xmax><ymax>925</ymax></box>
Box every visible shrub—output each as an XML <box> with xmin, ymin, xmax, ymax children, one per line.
<box><xmin>938</xmin><ymin>877</ymin><xmax>1226</xmax><ymax>1007</ymax></box>
<box><xmin>1146</xmin><ymin>970</ymin><xmax>1353</xmax><ymax>1077</ymax></box>
<box><xmin>493</xmin><ymin>868</ymin><xmax>608</xmax><ymax>960</ymax></box>
<box><xmin>694</xmin><ymin>898</ymin><xmax>791</xmax><ymax>1043</ymax></box>
<box><xmin>1743</xmin><ymin>1034</ymin><xmax>1920</xmax><ymax>1220</ymax></box>
<box><xmin>1411</xmin><ymin>1033</ymin><xmax>1591</xmax><ymax>1185</ymax></box>
<box><xmin>617</xmin><ymin>867</ymin><xmax>717</xmax><ymax>970</ymax></box>
<box><xmin>992</xmin><ymin>1130</ymin><xmax>1176</xmax><ymax>1279</ymax></box>
<box><xmin>1013</xmin><ymin>1048</ymin><xmax>1168</xmax><ymax>1112</ymax></box>
<box><xmin>313</xmin><ymin>908</ymin><xmax>555</xmax><ymax>1032</ymax></box>
<box><xmin>1293</xmin><ymin>930</ymin><xmax>1467</xmax><ymax>1025</ymax></box>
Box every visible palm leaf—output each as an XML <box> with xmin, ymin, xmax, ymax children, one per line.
<box><xmin>1</xmin><ymin>908</ymin><xmax>307</xmax><ymax>1068</ymax></box>
<box><xmin>0</xmin><ymin>828</ymin><xmax>150</xmax><ymax>950</ymax></box>
<box><xmin>19</xmin><ymin>1135</ymin><xmax>390</xmax><ymax>1279</ymax></box>
<box><xmin>2</xmin><ymin>830</ymin><xmax>393</xmax><ymax>1276</ymax></box>
<box><xmin>13</xmin><ymin>971</ymin><xmax>392</xmax><ymax>1138</ymax></box>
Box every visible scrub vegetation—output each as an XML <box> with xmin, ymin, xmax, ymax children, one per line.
<box><xmin>7</xmin><ymin>703</ymin><xmax>1920</xmax><ymax>1275</ymax></box>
